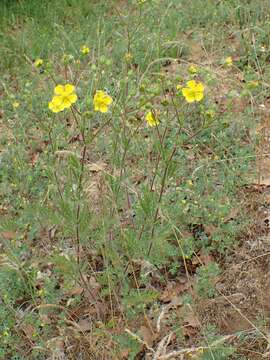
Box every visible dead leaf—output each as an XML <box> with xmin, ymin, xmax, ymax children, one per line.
<box><xmin>259</xmin><ymin>178</ymin><xmax>270</xmax><ymax>186</ymax></box>
<box><xmin>182</xmin><ymin>311</ymin><xmax>201</xmax><ymax>338</ymax></box>
<box><xmin>183</xmin><ymin>313</ymin><xmax>200</xmax><ymax>328</ymax></box>
<box><xmin>48</xmin><ymin>225</ymin><xmax>57</xmax><ymax>241</ymax></box>
<box><xmin>67</xmin><ymin>287</ymin><xmax>84</xmax><ymax>297</ymax></box>
<box><xmin>77</xmin><ymin>318</ymin><xmax>92</xmax><ymax>332</ymax></box>
<box><xmin>0</xmin><ymin>206</ymin><xmax>8</xmax><ymax>214</ymax></box>
<box><xmin>198</xmin><ymin>253</ymin><xmax>213</xmax><ymax>266</ymax></box>
<box><xmin>119</xmin><ymin>349</ymin><xmax>129</xmax><ymax>359</ymax></box>
<box><xmin>0</xmin><ymin>231</ymin><xmax>17</xmax><ymax>240</ymax></box>
<box><xmin>204</xmin><ymin>224</ymin><xmax>217</xmax><ymax>236</ymax></box>
<box><xmin>30</xmin><ymin>152</ymin><xmax>39</xmax><ymax>166</ymax></box>
<box><xmin>22</xmin><ymin>324</ymin><xmax>35</xmax><ymax>339</ymax></box>
<box><xmin>46</xmin><ymin>336</ymin><xmax>65</xmax><ymax>352</ymax></box>
<box><xmin>132</xmin><ymin>259</ymin><xmax>160</xmax><ymax>278</ymax></box>
<box><xmin>87</xmin><ymin>161</ymin><xmax>107</xmax><ymax>172</ymax></box>
<box><xmin>224</xmin><ymin>207</ymin><xmax>239</xmax><ymax>222</ymax></box>
<box><xmin>192</xmin><ymin>252</ymin><xmax>213</xmax><ymax>266</ymax></box>
<box><xmin>160</xmin><ymin>280</ymin><xmax>189</xmax><ymax>303</ymax></box>
<box><xmin>182</xmin><ymin>324</ymin><xmax>199</xmax><ymax>338</ymax></box>
<box><xmin>139</xmin><ymin>326</ymin><xmax>155</xmax><ymax>347</ymax></box>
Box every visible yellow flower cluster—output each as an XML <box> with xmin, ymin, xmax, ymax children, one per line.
<box><xmin>48</xmin><ymin>85</ymin><xmax>113</xmax><ymax>114</ymax></box>
<box><xmin>48</xmin><ymin>84</ymin><xmax>77</xmax><ymax>113</ymax></box>
<box><xmin>47</xmin><ymin>43</ymin><xmax>210</xmax><ymax>128</ymax></box>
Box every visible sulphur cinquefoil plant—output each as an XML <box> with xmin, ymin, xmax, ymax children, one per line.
<box><xmin>0</xmin><ymin>0</ymin><xmax>265</xmax><ymax>358</ymax></box>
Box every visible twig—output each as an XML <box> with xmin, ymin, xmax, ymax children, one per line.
<box><xmin>152</xmin><ymin>334</ymin><xmax>234</xmax><ymax>360</ymax></box>
<box><xmin>125</xmin><ymin>328</ymin><xmax>155</xmax><ymax>353</ymax></box>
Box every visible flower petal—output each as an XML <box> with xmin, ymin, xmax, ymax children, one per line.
<box><xmin>194</xmin><ymin>91</ymin><xmax>204</xmax><ymax>102</ymax></box>
<box><xmin>195</xmin><ymin>82</ymin><xmax>204</xmax><ymax>92</ymax></box>
<box><xmin>54</xmin><ymin>85</ymin><xmax>65</xmax><ymax>95</ymax></box>
<box><xmin>186</xmin><ymin>80</ymin><xmax>196</xmax><ymax>89</ymax></box>
<box><xmin>49</xmin><ymin>101</ymin><xmax>62</xmax><ymax>113</ymax></box>
<box><xmin>99</xmin><ymin>104</ymin><xmax>108</xmax><ymax>113</ymax></box>
<box><xmin>62</xmin><ymin>98</ymin><xmax>72</xmax><ymax>108</ymax></box>
<box><xmin>51</xmin><ymin>95</ymin><xmax>63</xmax><ymax>105</ymax></box>
<box><xmin>64</xmin><ymin>84</ymin><xmax>75</xmax><ymax>95</ymax></box>
<box><xmin>182</xmin><ymin>88</ymin><xmax>195</xmax><ymax>103</ymax></box>
<box><xmin>145</xmin><ymin>111</ymin><xmax>159</xmax><ymax>127</ymax></box>
<box><xmin>104</xmin><ymin>95</ymin><xmax>112</xmax><ymax>105</ymax></box>
<box><xmin>68</xmin><ymin>94</ymin><xmax>78</xmax><ymax>104</ymax></box>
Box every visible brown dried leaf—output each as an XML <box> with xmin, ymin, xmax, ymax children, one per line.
<box><xmin>182</xmin><ymin>311</ymin><xmax>201</xmax><ymax>338</ymax></box>
<box><xmin>119</xmin><ymin>349</ymin><xmax>129</xmax><ymax>359</ymax></box>
<box><xmin>22</xmin><ymin>324</ymin><xmax>35</xmax><ymax>339</ymax></box>
<box><xmin>77</xmin><ymin>318</ymin><xmax>92</xmax><ymax>332</ymax></box>
<box><xmin>192</xmin><ymin>252</ymin><xmax>213</xmax><ymax>266</ymax></box>
<box><xmin>1</xmin><ymin>231</ymin><xmax>17</xmax><ymax>240</ymax></box>
<box><xmin>88</xmin><ymin>161</ymin><xmax>107</xmax><ymax>172</ymax></box>
<box><xmin>183</xmin><ymin>313</ymin><xmax>200</xmax><ymax>328</ymax></box>
<box><xmin>204</xmin><ymin>224</ymin><xmax>217</xmax><ymax>236</ymax></box>
<box><xmin>160</xmin><ymin>280</ymin><xmax>189</xmax><ymax>303</ymax></box>
<box><xmin>182</xmin><ymin>325</ymin><xmax>199</xmax><ymax>338</ymax></box>
<box><xmin>139</xmin><ymin>325</ymin><xmax>155</xmax><ymax>347</ymax></box>
<box><xmin>46</xmin><ymin>337</ymin><xmax>65</xmax><ymax>352</ymax></box>
<box><xmin>198</xmin><ymin>253</ymin><xmax>214</xmax><ymax>266</ymax></box>
<box><xmin>259</xmin><ymin>178</ymin><xmax>270</xmax><ymax>186</ymax></box>
<box><xmin>67</xmin><ymin>287</ymin><xmax>84</xmax><ymax>297</ymax></box>
<box><xmin>30</xmin><ymin>152</ymin><xmax>39</xmax><ymax>166</ymax></box>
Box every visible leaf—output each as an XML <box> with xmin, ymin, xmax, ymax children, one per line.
<box><xmin>138</xmin><ymin>325</ymin><xmax>155</xmax><ymax>347</ymax></box>
<box><xmin>30</xmin><ymin>152</ymin><xmax>39</xmax><ymax>166</ymax></box>
<box><xmin>259</xmin><ymin>178</ymin><xmax>270</xmax><ymax>186</ymax></box>
<box><xmin>119</xmin><ymin>349</ymin><xmax>129</xmax><ymax>359</ymax></box>
<box><xmin>160</xmin><ymin>280</ymin><xmax>189</xmax><ymax>303</ymax></box>
<box><xmin>182</xmin><ymin>310</ymin><xmax>201</xmax><ymax>338</ymax></box>
<box><xmin>66</xmin><ymin>287</ymin><xmax>84</xmax><ymax>297</ymax></box>
<box><xmin>88</xmin><ymin>161</ymin><xmax>107</xmax><ymax>172</ymax></box>
<box><xmin>191</xmin><ymin>251</ymin><xmax>214</xmax><ymax>266</ymax></box>
<box><xmin>77</xmin><ymin>318</ymin><xmax>92</xmax><ymax>332</ymax></box>
<box><xmin>22</xmin><ymin>324</ymin><xmax>35</xmax><ymax>339</ymax></box>
<box><xmin>0</xmin><ymin>231</ymin><xmax>17</xmax><ymax>240</ymax></box>
<box><xmin>46</xmin><ymin>337</ymin><xmax>65</xmax><ymax>352</ymax></box>
<box><xmin>183</xmin><ymin>312</ymin><xmax>200</xmax><ymax>328</ymax></box>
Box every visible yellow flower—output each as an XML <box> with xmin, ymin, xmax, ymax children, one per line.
<box><xmin>188</xmin><ymin>64</ymin><xmax>198</xmax><ymax>74</ymax></box>
<box><xmin>93</xmin><ymin>90</ymin><xmax>113</xmax><ymax>113</ymax></box>
<box><xmin>34</xmin><ymin>58</ymin><xmax>43</xmax><ymax>68</ymax></box>
<box><xmin>12</xmin><ymin>101</ymin><xmax>20</xmax><ymax>108</ymax></box>
<box><xmin>48</xmin><ymin>96</ymin><xmax>65</xmax><ymax>113</ymax></box>
<box><xmin>225</xmin><ymin>56</ymin><xmax>233</xmax><ymax>67</ymax></box>
<box><xmin>124</xmin><ymin>52</ymin><xmax>133</xmax><ymax>63</ymax></box>
<box><xmin>182</xmin><ymin>80</ymin><xmax>204</xmax><ymax>103</ymax></box>
<box><xmin>145</xmin><ymin>111</ymin><xmax>160</xmax><ymax>127</ymax></box>
<box><xmin>80</xmin><ymin>45</ymin><xmax>90</xmax><ymax>55</ymax></box>
<box><xmin>48</xmin><ymin>84</ymin><xmax>77</xmax><ymax>113</ymax></box>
